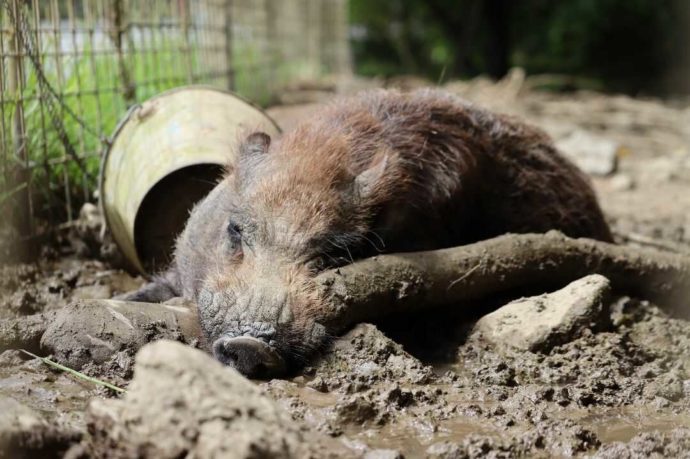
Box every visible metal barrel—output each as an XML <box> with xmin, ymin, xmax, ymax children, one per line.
<box><xmin>100</xmin><ymin>86</ymin><xmax>281</xmax><ymax>274</ymax></box>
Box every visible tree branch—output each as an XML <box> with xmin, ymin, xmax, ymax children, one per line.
<box><xmin>315</xmin><ymin>231</ymin><xmax>690</xmax><ymax>333</ymax></box>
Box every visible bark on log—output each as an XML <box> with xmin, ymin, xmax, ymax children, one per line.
<box><xmin>315</xmin><ymin>231</ymin><xmax>690</xmax><ymax>333</ymax></box>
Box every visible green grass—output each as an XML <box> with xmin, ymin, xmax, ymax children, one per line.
<box><xmin>1</xmin><ymin>40</ymin><xmax>210</xmax><ymax>219</ymax></box>
<box><xmin>21</xmin><ymin>349</ymin><xmax>126</xmax><ymax>393</ymax></box>
<box><xmin>1</xmin><ymin>37</ymin><xmax>314</xmax><ymax>223</ymax></box>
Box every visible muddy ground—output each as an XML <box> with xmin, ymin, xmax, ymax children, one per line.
<box><xmin>1</xmin><ymin>75</ymin><xmax>690</xmax><ymax>458</ymax></box>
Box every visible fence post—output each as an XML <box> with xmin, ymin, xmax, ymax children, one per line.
<box><xmin>321</xmin><ymin>0</ymin><xmax>351</xmax><ymax>76</ymax></box>
<box><xmin>8</xmin><ymin>0</ymin><xmax>33</xmax><ymax>256</ymax></box>
<box><xmin>306</xmin><ymin>0</ymin><xmax>321</xmax><ymax>79</ymax></box>
<box><xmin>265</xmin><ymin>0</ymin><xmax>276</xmax><ymax>93</ymax></box>
<box><xmin>225</xmin><ymin>0</ymin><xmax>235</xmax><ymax>90</ymax></box>
<box><xmin>110</xmin><ymin>0</ymin><xmax>135</xmax><ymax>103</ymax></box>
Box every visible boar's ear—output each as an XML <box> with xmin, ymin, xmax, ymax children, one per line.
<box><xmin>240</xmin><ymin>132</ymin><xmax>271</xmax><ymax>158</ymax></box>
<box><xmin>354</xmin><ymin>154</ymin><xmax>389</xmax><ymax>200</ymax></box>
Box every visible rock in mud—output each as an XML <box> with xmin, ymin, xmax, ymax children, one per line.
<box><xmin>472</xmin><ymin>274</ymin><xmax>611</xmax><ymax>353</ymax></box>
<box><xmin>79</xmin><ymin>340</ymin><xmax>354</xmax><ymax>459</ymax></box>
<box><xmin>609</xmin><ymin>173</ymin><xmax>635</xmax><ymax>191</ymax></box>
<box><xmin>0</xmin><ymin>395</ymin><xmax>80</xmax><ymax>459</ymax></box>
<box><xmin>362</xmin><ymin>449</ymin><xmax>404</xmax><ymax>459</ymax></box>
<box><xmin>556</xmin><ymin>129</ymin><xmax>620</xmax><ymax>176</ymax></box>
<box><xmin>40</xmin><ymin>299</ymin><xmax>202</xmax><ymax>370</ymax></box>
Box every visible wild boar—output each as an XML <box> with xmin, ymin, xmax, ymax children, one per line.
<box><xmin>122</xmin><ymin>89</ymin><xmax>612</xmax><ymax>378</ymax></box>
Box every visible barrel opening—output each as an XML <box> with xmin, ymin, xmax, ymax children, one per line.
<box><xmin>134</xmin><ymin>164</ymin><xmax>225</xmax><ymax>273</ymax></box>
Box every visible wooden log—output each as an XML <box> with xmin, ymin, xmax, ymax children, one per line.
<box><xmin>315</xmin><ymin>231</ymin><xmax>690</xmax><ymax>333</ymax></box>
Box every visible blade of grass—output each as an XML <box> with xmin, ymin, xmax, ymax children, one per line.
<box><xmin>20</xmin><ymin>349</ymin><xmax>126</xmax><ymax>393</ymax></box>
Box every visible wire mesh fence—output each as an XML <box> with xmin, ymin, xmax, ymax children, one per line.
<box><xmin>0</xmin><ymin>0</ymin><xmax>350</xmax><ymax>257</ymax></box>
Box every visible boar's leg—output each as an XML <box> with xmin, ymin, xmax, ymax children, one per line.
<box><xmin>117</xmin><ymin>269</ymin><xmax>181</xmax><ymax>303</ymax></box>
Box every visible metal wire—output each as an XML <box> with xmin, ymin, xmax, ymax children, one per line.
<box><xmin>0</xmin><ymin>0</ymin><xmax>350</xmax><ymax>240</ymax></box>
<box><xmin>4</xmin><ymin>0</ymin><xmax>99</xmax><ymax>183</ymax></box>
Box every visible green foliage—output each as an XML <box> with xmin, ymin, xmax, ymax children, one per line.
<box><xmin>350</xmin><ymin>1</ymin><xmax>447</xmax><ymax>78</ymax></box>
<box><xmin>2</xmin><ymin>40</ymin><xmax>210</xmax><ymax>221</ymax></box>
<box><xmin>511</xmin><ymin>0</ymin><xmax>681</xmax><ymax>92</ymax></box>
<box><xmin>2</xmin><ymin>32</ymin><xmax>321</xmax><ymax>223</ymax></box>
<box><xmin>2</xmin><ymin>45</ymin><xmax>124</xmax><ymax>219</ymax></box>
<box><xmin>2</xmin><ymin>30</ymin><xmax>319</xmax><ymax>223</ymax></box>
<box><xmin>350</xmin><ymin>0</ymin><xmax>687</xmax><ymax>94</ymax></box>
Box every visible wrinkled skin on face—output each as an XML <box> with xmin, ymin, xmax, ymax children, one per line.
<box><xmin>192</xmin><ymin>129</ymin><xmax>396</xmax><ymax>377</ymax></box>
<box><xmin>121</xmin><ymin>89</ymin><xmax>612</xmax><ymax>378</ymax></box>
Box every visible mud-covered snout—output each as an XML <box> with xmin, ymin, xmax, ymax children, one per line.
<box><xmin>213</xmin><ymin>334</ymin><xmax>286</xmax><ymax>378</ymax></box>
<box><xmin>198</xmin><ymin>280</ymin><xmax>328</xmax><ymax>378</ymax></box>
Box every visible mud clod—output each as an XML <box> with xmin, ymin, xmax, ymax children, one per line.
<box><xmin>41</xmin><ymin>299</ymin><xmax>201</xmax><ymax>371</ymax></box>
<box><xmin>0</xmin><ymin>312</ymin><xmax>54</xmax><ymax>353</ymax></box>
<box><xmin>592</xmin><ymin>428</ymin><xmax>690</xmax><ymax>459</ymax></box>
<box><xmin>0</xmin><ymin>395</ymin><xmax>81</xmax><ymax>459</ymax></box>
<box><xmin>313</xmin><ymin>324</ymin><xmax>435</xmax><ymax>390</ymax></box>
<box><xmin>79</xmin><ymin>340</ymin><xmax>354</xmax><ymax>458</ymax></box>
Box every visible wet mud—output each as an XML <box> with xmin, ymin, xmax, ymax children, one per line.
<box><xmin>1</xmin><ymin>79</ymin><xmax>690</xmax><ymax>457</ymax></box>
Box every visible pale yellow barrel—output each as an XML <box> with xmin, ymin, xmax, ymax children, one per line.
<box><xmin>100</xmin><ymin>86</ymin><xmax>281</xmax><ymax>274</ymax></box>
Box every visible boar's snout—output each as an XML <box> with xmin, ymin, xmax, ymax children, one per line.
<box><xmin>213</xmin><ymin>335</ymin><xmax>286</xmax><ymax>378</ymax></box>
<box><xmin>198</xmin><ymin>268</ymin><xmax>329</xmax><ymax>377</ymax></box>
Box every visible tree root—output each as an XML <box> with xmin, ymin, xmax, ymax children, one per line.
<box><xmin>315</xmin><ymin>231</ymin><xmax>690</xmax><ymax>333</ymax></box>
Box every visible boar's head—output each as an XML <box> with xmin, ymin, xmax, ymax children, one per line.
<box><xmin>177</xmin><ymin>130</ymin><xmax>392</xmax><ymax>378</ymax></box>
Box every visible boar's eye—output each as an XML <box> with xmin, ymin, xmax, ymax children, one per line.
<box><xmin>227</xmin><ymin>221</ymin><xmax>243</xmax><ymax>247</ymax></box>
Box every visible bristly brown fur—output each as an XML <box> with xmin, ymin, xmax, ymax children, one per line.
<box><xmin>236</xmin><ymin>88</ymin><xmax>611</xmax><ymax>255</ymax></box>
<box><xmin>122</xmin><ymin>88</ymin><xmax>613</xmax><ymax>370</ymax></box>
